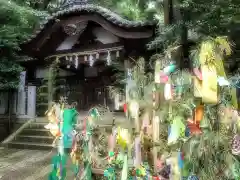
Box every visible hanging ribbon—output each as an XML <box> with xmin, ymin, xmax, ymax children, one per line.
<box><xmin>155</xmin><ymin>60</ymin><xmax>162</xmax><ymax>83</ymax></box>
<box><xmin>164</xmin><ymin>83</ymin><xmax>172</xmax><ymax>100</ymax></box>
<box><xmin>121</xmin><ymin>154</ymin><xmax>128</xmax><ymax>180</ymax></box>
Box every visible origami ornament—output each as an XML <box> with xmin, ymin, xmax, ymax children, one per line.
<box><xmin>187</xmin><ymin>120</ymin><xmax>202</xmax><ymax>135</ymax></box>
<box><xmin>232</xmin><ymin>134</ymin><xmax>240</xmax><ymax>155</ymax></box>
<box><xmin>163</xmin><ymin>64</ymin><xmax>176</xmax><ymax>75</ymax></box>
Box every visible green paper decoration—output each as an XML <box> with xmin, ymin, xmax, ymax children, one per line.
<box><xmin>121</xmin><ymin>154</ymin><xmax>128</xmax><ymax>180</ymax></box>
<box><xmin>109</xmin><ymin>151</ymin><xmax>115</xmax><ymax>157</ymax></box>
<box><xmin>90</xmin><ymin>108</ymin><xmax>99</xmax><ymax>118</ymax></box>
<box><xmin>168</xmin><ymin>116</ymin><xmax>186</xmax><ymax>144</ymax></box>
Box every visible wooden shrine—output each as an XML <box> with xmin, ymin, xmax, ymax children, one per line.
<box><xmin>20</xmin><ymin>0</ymin><xmax>156</xmax><ymax>115</ymax></box>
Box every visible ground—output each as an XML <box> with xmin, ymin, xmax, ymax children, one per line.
<box><xmin>0</xmin><ymin>147</ymin><xmax>54</xmax><ymax>180</ymax></box>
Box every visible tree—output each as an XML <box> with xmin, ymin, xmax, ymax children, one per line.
<box><xmin>148</xmin><ymin>0</ymin><xmax>240</xmax><ymax>50</ymax></box>
<box><xmin>0</xmin><ymin>0</ymin><xmax>47</xmax><ymax>89</ymax></box>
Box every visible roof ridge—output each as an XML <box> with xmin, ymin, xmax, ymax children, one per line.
<box><xmin>60</xmin><ymin>0</ymin><xmax>88</xmax><ymax>9</ymax></box>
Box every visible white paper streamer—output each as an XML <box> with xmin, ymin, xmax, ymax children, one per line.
<box><xmin>116</xmin><ymin>51</ymin><xmax>120</xmax><ymax>57</ymax></box>
<box><xmin>96</xmin><ymin>53</ymin><xmax>99</xmax><ymax>59</ymax></box>
<box><xmin>164</xmin><ymin>83</ymin><xmax>172</xmax><ymax>100</ymax></box>
<box><xmin>134</xmin><ymin>137</ymin><xmax>141</xmax><ymax>167</ymax></box>
<box><xmin>84</xmin><ymin>56</ymin><xmax>87</xmax><ymax>61</ymax></box>
<box><xmin>75</xmin><ymin>55</ymin><xmax>78</xmax><ymax>68</ymax></box>
<box><xmin>89</xmin><ymin>55</ymin><xmax>94</xmax><ymax>66</ymax></box>
<box><xmin>107</xmin><ymin>51</ymin><xmax>111</xmax><ymax>66</ymax></box>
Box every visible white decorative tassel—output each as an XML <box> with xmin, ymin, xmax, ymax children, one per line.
<box><xmin>65</xmin><ymin>56</ymin><xmax>69</xmax><ymax>68</ymax></box>
<box><xmin>89</xmin><ymin>54</ymin><xmax>94</xmax><ymax>67</ymax></box>
<box><xmin>84</xmin><ymin>56</ymin><xmax>87</xmax><ymax>62</ymax></box>
<box><xmin>96</xmin><ymin>53</ymin><xmax>99</xmax><ymax>59</ymax></box>
<box><xmin>65</xmin><ymin>56</ymin><xmax>69</xmax><ymax>61</ymax></box>
<box><xmin>164</xmin><ymin>83</ymin><xmax>172</xmax><ymax>100</ymax></box>
<box><xmin>69</xmin><ymin>56</ymin><xmax>72</xmax><ymax>62</ymax></box>
<box><xmin>107</xmin><ymin>51</ymin><xmax>111</xmax><ymax>66</ymax></box>
<box><xmin>75</xmin><ymin>55</ymin><xmax>78</xmax><ymax>69</ymax></box>
<box><xmin>116</xmin><ymin>51</ymin><xmax>120</xmax><ymax>58</ymax></box>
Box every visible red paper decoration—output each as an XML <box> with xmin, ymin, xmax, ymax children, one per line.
<box><xmin>123</xmin><ymin>103</ymin><xmax>127</xmax><ymax>113</ymax></box>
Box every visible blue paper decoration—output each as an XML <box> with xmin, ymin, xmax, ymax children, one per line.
<box><xmin>178</xmin><ymin>152</ymin><xmax>184</xmax><ymax>169</ymax></box>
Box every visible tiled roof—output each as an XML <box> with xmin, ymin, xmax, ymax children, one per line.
<box><xmin>23</xmin><ymin>4</ymin><xmax>155</xmax><ymax>44</ymax></box>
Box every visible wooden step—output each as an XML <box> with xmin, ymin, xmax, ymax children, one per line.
<box><xmin>29</xmin><ymin>122</ymin><xmax>48</xmax><ymax>129</ymax></box>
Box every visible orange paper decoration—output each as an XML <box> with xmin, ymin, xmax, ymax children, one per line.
<box><xmin>194</xmin><ymin>105</ymin><xmax>204</xmax><ymax>123</ymax></box>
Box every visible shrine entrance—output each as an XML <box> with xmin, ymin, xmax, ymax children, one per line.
<box><xmin>55</xmin><ymin>62</ymin><xmax>116</xmax><ymax>111</ymax></box>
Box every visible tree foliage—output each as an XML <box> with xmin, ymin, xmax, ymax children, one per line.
<box><xmin>148</xmin><ymin>0</ymin><xmax>240</xmax><ymax>49</ymax></box>
<box><xmin>0</xmin><ymin>0</ymin><xmax>47</xmax><ymax>89</ymax></box>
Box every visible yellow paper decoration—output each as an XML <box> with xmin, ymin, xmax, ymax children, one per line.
<box><xmin>117</xmin><ymin>127</ymin><xmax>130</xmax><ymax>149</ymax></box>
<box><xmin>129</xmin><ymin>100</ymin><xmax>139</xmax><ymax>118</ymax></box>
<box><xmin>199</xmin><ymin>41</ymin><xmax>218</xmax><ymax>104</ymax></box>
<box><xmin>201</xmin><ymin>65</ymin><xmax>218</xmax><ymax>104</ymax></box>
<box><xmin>167</xmin><ymin>153</ymin><xmax>181</xmax><ymax>180</ymax></box>
<box><xmin>193</xmin><ymin>77</ymin><xmax>202</xmax><ymax>98</ymax></box>
<box><xmin>199</xmin><ymin>37</ymin><xmax>236</xmax><ymax>106</ymax></box>
<box><xmin>138</xmin><ymin>166</ymin><xmax>146</xmax><ymax>176</ymax></box>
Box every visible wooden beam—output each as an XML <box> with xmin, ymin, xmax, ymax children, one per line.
<box><xmin>52</xmin><ymin>42</ymin><xmax>123</xmax><ymax>55</ymax></box>
<box><xmin>40</xmin><ymin>28</ymin><xmax>68</xmax><ymax>56</ymax></box>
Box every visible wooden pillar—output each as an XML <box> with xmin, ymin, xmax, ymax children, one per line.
<box><xmin>48</xmin><ymin>66</ymin><xmax>54</xmax><ymax>109</ymax></box>
<box><xmin>27</xmin><ymin>86</ymin><xmax>36</xmax><ymax>118</ymax></box>
<box><xmin>17</xmin><ymin>71</ymin><xmax>26</xmax><ymax>115</ymax></box>
<box><xmin>124</xmin><ymin>59</ymin><xmax>131</xmax><ymax>103</ymax></box>
<box><xmin>47</xmin><ymin>60</ymin><xmax>58</xmax><ymax>109</ymax></box>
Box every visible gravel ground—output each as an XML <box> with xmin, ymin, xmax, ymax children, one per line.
<box><xmin>0</xmin><ymin>148</ymin><xmax>54</xmax><ymax>180</ymax></box>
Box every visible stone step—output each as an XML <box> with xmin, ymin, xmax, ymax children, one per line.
<box><xmin>16</xmin><ymin>135</ymin><xmax>54</xmax><ymax>144</ymax></box>
<box><xmin>29</xmin><ymin>122</ymin><xmax>48</xmax><ymax>129</ymax></box>
<box><xmin>6</xmin><ymin>141</ymin><xmax>53</xmax><ymax>150</ymax></box>
<box><xmin>21</xmin><ymin>128</ymin><xmax>51</xmax><ymax>136</ymax></box>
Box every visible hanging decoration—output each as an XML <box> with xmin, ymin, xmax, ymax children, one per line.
<box><xmin>74</xmin><ymin>55</ymin><xmax>78</xmax><ymax>69</ymax></box>
<box><xmin>45</xmin><ymin>46</ymin><xmax>123</xmax><ymax>69</ymax></box>
<box><xmin>116</xmin><ymin>51</ymin><xmax>120</xmax><ymax>58</ymax></box>
<box><xmin>107</xmin><ymin>50</ymin><xmax>111</xmax><ymax>66</ymax></box>
<box><xmin>47</xmin><ymin>103</ymin><xmax>102</xmax><ymax>180</ymax></box>
<box><xmin>45</xmin><ymin>36</ymin><xmax>239</xmax><ymax>180</ymax></box>
<box><xmin>89</xmin><ymin>54</ymin><xmax>94</xmax><ymax>67</ymax></box>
